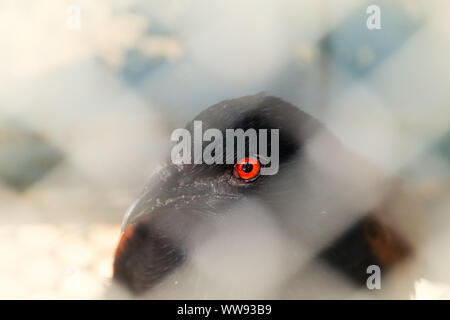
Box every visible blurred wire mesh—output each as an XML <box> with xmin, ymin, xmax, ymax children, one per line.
<box><xmin>0</xmin><ymin>0</ymin><xmax>448</xmax><ymax>299</ymax></box>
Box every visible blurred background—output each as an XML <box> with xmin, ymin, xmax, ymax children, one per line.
<box><xmin>0</xmin><ymin>0</ymin><xmax>448</xmax><ymax>299</ymax></box>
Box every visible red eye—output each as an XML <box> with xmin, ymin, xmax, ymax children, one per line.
<box><xmin>234</xmin><ymin>157</ymin><xmax>261</xmax><ymax>181</ymax></box>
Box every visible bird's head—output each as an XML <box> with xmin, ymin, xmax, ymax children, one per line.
<box><xmin>112</xmin><ymin>94</ymin><xmax>410</xmax><ymax>298</ymax></box>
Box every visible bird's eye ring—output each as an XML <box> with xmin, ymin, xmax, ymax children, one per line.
<box><xmin>234</xmin><ymin>157</ymin><xmax>261</xmax><ymax>181</ymax></box>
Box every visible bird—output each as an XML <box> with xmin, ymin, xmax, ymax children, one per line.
<box><xmin>111</xmin><ymin>94</ymin><xmax>425</xmax><ymax>299</ymax></box>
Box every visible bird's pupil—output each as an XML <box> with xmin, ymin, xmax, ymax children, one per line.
<box><xmin>242</xmin><ymin>163</ymin><xmax>253</xmax><ymax>173</ymax></box>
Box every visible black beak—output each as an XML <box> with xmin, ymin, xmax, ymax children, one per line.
<box><xmin>113</xmin><ymin>164</ymin><xmax>240</xmax><ymax>294</ymax></box>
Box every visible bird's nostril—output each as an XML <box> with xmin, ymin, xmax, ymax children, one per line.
<box><xmin>179</xmin><ymin>175</ymin><xmax>194</xmax><ymax>186</ymax></box>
